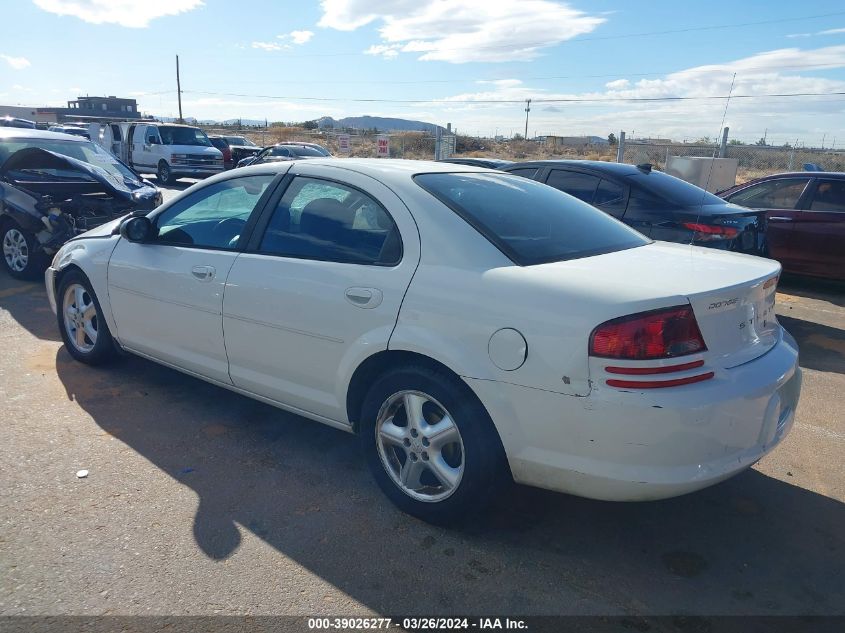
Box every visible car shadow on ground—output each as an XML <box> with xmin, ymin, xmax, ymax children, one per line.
<box><xmin>779</xmin><ymin>276</ymin><xmax>845</xmax><ymax>308</ymax></box>
<box><xmin>779</xmin><ymin>315</ymin><xmax>845</xmax><ymax>374</ymax></box>
<box><xmin>52</xmin><ymin>348</ymin><xmax>844</xmax><ymax>616</ymax></box>
<box><xmin>0</xmin><ymin>277</ymin><xmax>61</xmax><ymax>342</ymax></box>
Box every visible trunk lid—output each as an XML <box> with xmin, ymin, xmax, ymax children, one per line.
<box><xmin>529</xmin><ymin>241</ymin><xmax>782</xmax><ymax>369</ymax></box>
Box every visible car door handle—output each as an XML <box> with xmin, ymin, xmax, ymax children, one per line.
<box><xmin>768</xmin><ymin>217</ymin><xmax>793</xmax><ymax>223</ymax></box>
<box><xmin>345</xmin><ymin>287</ymin><xmax>383</xmax><ymax>309</ymax></box>
<box><xmin>191</xmin><ymin>265</ymin><xmax>216</xmax><ymax>281</ymax></box>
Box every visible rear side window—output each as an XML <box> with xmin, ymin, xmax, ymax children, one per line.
<box><xmin>809</xmin><ymin>180</ymin><xmax>845</xmax><ymax>212</ymax></box>
<box><xmin>593</xmin><ymin>179</ymin><xmax>627</xmax><ymax>217</ymax></box>
<box><xmin>727</xmin><ymin>178</ymin><xmax>811</xmax><ymax>210</ymax></box>
<box><xmin>545</xmin><ymin>170</ymin><xmax>601</xmax><ymax>203</ymax></box>
<box><xmin>415</xmin><ymin>173</ymin><xmax>649</xmax><ymax>266</ymax></box>
<box><xmin>258</xmin><ymin>177</ymin><xmax>401</xmax><ymax>265</ymax></box>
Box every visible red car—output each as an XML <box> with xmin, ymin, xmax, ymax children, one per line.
<box><xmin>719</xmin><ymin>172</ymin><xmax>845</xmax><ymax>281</ymax></box>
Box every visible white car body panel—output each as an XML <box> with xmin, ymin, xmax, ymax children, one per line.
<box><xmin>44</xmin><ymin>159</ymin><xmax>802</xmax><ymax>502</ymax></box>
<box><xmin>223</xmin><ymin>163</ymin><xmax>422</xmax><ymax>422</ymax></box>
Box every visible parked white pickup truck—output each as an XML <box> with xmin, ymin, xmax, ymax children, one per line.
<box><xmin>89</xmin><ymin>122</ymin><xmax>224</xmax><ymax>185</ymax></box>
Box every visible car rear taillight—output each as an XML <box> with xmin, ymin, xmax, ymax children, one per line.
<box><xmin>590</xmin><ymin>305</ymin><xmax>706</xmax><ymax>360</ymax></box>
<box><xmin>682</xmin><ymin>222</ymin><xmax>739</xmax><ymax>241</ymax></box>
<box><xmin>223</xmin><ymin>147</ymin><xmax>232</xmax><ymax>161</ymax></box>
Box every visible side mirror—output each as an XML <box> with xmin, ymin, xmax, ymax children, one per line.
<box><xmin>120</xmin><ymin>216</ymin><xmax>154</xmax><ymax>242</ymax></box>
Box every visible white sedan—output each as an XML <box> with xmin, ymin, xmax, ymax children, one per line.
<box><xmin>45</xmin><ymin>159</ymin><xmax>801</xmax><ymax>524</ymax></box>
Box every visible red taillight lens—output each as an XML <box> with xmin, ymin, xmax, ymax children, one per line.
<box><xmin>683</xmin><ymin>222</ymin><xmax>739</xmax><ymax>241</ymax></box>
<box><xmin>223</xmin><ymin>148</ymin><xmax>232</xmax><ymax>161</ymax></box>
<box><xmin>589</xmin><ymin>305</ymin><xmax>707</xmax><ymax>360</ymax></box>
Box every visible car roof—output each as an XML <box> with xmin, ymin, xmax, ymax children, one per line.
<box><xmin>505</xmin><ymin>159</ymin><xmax>644</xmax><ymax>175</ymax></box>
<box><xmin>0</xmin><ymin>127</ymin><xmax>89</xmax><ymax>142</ymax></box>
<box><xmin>225</xmin><ymin>158</ymin><xmax>492</xmax><ymax>180</ymax></box>
<box><xmin>743</xmin><ymin>171</ymin><xmax>845</xmax><ymax>180</ymax></box>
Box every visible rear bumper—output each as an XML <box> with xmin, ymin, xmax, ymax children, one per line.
<box><xmin>466</xmin><ymin>328</ymin><xmax>801</xmax><ymax>501</ymax></box>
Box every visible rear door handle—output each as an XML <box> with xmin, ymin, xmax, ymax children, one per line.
<box><xmin>191</xmin><ymin>265</ymin><xmax>216</xmax><ymax>281</ymax></box>
<box><xmin>345</xmin><ymin>287</ymin><xmax>383</xmax><ymax>309</ymax></box>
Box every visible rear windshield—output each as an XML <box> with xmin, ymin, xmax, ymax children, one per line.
<box><xmin>288</xmin><ymin>146</ymin><xmax>325</xmax><ymax>157</ymax></box>
<box><xmin>625</xmin><ymin>170</ymin><xmax>723</xmax><ymax>206</ymax></box>
<box><xmin>415</xmin><ymin>172</ymin><xmax>649</xmax><ymax>265</ymax></box>
<box><xmin>224</xmin><ymin>136</ymin><xmax>255</xmax><ymax>146</ymax></box>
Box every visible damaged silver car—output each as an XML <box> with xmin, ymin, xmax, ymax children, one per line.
<box><xmin>0</xmin><ymin>128</ymin><xmax>162</xmax><ymax>279</ymax></box>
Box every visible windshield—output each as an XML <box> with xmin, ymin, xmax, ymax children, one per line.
<box><xmin>158</xmin><ymin>126</ymin><xmax>212</xmax><ymax>147</ymax></box>
<box><xmin>223</xmin><ymin>136</ymin><xmax>255</xmax><ymax>146</ymax></box>
<box><xmin>288</xmin><ymin>145</ymin><xmax>325</xmax><ymax>157</ymax></box>
<box><xmin>0</xmin><ymin>138</ymin><xmax>139</xmax><ymax>183</ymax></box>
<box><xmin>625</xmin><ymin>171</ymin><xmax>723</xmax><ymax>206</ymax></box>
<box><xmin>416</xmin><ymin>173</ymin><xmax>649</xmax><ymax>265</ymax></box>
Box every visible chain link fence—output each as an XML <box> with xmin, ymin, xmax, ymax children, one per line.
<box><xmin>198</xmin><ymin>124</ymin><xmax>844</xmax><ymax>188</ymax></box>
<box><xmin>622</xmin><ymin>141</ymin><xmax>845</xmax><ymax>184</ymax></box>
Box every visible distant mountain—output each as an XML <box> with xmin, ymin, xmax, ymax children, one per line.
<box><xmin>318</xmin><ymin>115</ymin><xmax>445</xmax><ymax>133</ymax></box>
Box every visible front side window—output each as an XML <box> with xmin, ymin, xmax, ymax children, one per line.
<box><xmin>154</xmin><ymin>175</ymin><xmax>274</xmax><ymax>249</ymax></box>
<box><xmin>727</xmin><ymin>178</ymin><xmax>811</xmax><ymax>210</ymax></box>
<box><xmin>258</xmin><ymin>177</ymin><xmax>401</xmax><ymax>265</ymax></box>
<box><xmin>415</xmin><ymin>172</ymin><xmax>649</xmax><ymax>265</ymax></box>
<box><xmin>809</xmin><ymin>180</ymin><xmax>845</xmax><ymax>212</ymax></box>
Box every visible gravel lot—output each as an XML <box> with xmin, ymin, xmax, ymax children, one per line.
<box><xmin>1</xmin><ymin>180</ymin><xmax>842</xmax><ymax>620</ymax></box>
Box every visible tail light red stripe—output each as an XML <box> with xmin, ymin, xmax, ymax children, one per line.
<box><xmin>606</xmin><ymin>372</ymin><xmax>715</xmax><ymax>389</ymax></box>
<box><xmin>605</xmin><ymin>360</ymin><xmax>705</xmax><ymax>375</ymax></box>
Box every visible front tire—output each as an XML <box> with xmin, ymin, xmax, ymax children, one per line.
<box><xmin>360</xmin><ymin>365</ymin><xmax>507</xmax><ymax>525</ymax></box>
<box><xmin>157</xmin><ymin>160</ymin><xmax>174</xmax><ymax>186</ymax></box>
<box><xmin>1</xmin><ymin>222</ymin><xmax>46</xmax><ymax>280</ymax></box>
<box><xmin>57</xmin><ymin>270</ymin><xmax>117</xmax><ymax>365</ymax></box>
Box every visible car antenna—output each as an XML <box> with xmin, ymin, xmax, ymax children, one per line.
<box><xmin>636</xmin><ymin>163</ymin><xmax>652</xmax><ymax>174</ymax></box>
<box><xmin>692</xmin><ymin>72</ymin><xmax>736</xmax><ymax>246</ymax></box>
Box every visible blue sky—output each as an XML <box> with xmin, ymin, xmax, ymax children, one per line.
<box><xmin>2</xmin><ymin>0</ymin><xmax>845</xmax><ymax>145</ymax></box>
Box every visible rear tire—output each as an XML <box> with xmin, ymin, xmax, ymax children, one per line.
<box><xmin>1</xmin><ymin>222</ymin><xmax>47</xmax><ymax>280</ymax></box>
<box><xmin>56</xmin><ymin>269</ymin><xmax>117</xmax><ymax>365</ymax></box>
<box><xmin>360</xmin><ymin>365</ymin><xmax>507</xmax><ymax>525</ymax></box>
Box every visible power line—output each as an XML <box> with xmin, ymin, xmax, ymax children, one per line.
<box><xmin>183</xmin><ymin>89</ymin><xmax>845</xmax><ymax>105</ymax></box>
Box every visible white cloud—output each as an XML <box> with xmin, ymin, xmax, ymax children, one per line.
<box><xmin>424</xmin><ymin>45</ymin><xmax>845</xmax><ymax>141</ymax></box>
<box><xmin>787</xmin><ymin>26</ymin><xmax>845</xmax><ymax>38</ymax></box>
<box><xmin>819</xmin><ymin>27</ymin><xmax>845</xmax><ymax>35</ymax></box>
<box><xmin>32</xmin><ymin>0</ymin><xmax>203</xmax><ymax>28</ymax></box>
<box><xmin>289</xmin><ymin>30</ymin><xmax>314</xmax><ymax>44</ymax></box>
<box><xmin>1</xmin><ymin>54</ymin><xmax>31</xmax><ymax>70</ymax></box>
<box><xmin>252</xmin><ymin>41</ymin><xmax>287</xmax><ymax>51</ymax></box>
<box><xmin>319</xmin><ymin>0</ymin><xmax>605</xmax><ymax>63</ymax></box>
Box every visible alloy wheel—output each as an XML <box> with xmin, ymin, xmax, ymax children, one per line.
<box><xmin>375</xmin><ymin>390</ymin><xmax>465</xmax><ymax>502</ymax></box>
<box><xmin>3</xmin><ymin>228</ymin><xmax>29</xmax><ymax>272</ymax></box>
<box><xmin>62</xmin><ymin>283</ymin><xmax>98</xmax><ymax>354</ymax></box>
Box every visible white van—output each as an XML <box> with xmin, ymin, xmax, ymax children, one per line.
<box><xmin>89</xmin><ymin>122</ymin><xmax>224</xmax><ymax>185</ymax></box>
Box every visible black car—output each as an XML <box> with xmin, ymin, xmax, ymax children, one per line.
<box><xmin>47</xmin><ymin>125</ymin><xmax>91</xmax><ymax>140</ymax></box>
<box><xmin>438</xmin><ymin>157</ymin><xmax>514</xmax><ymax>169</ymax></box>
<box><xmin>236</xmin><ymin>143</ymin><xmax>328</xmax><ymax>167</ymax></box>
<box><xmin>1</xmin><ymin>116</ymin><xmax>36</xmax><ymax>129</ymax></box>
<box><xmin>503</xmin><ymin>160</ymin><xmax>765</xmax><ymax>255</ymax></box>
<box><xmin>219</xmin><ymin>135</ymin><xmax>261</xmax><ymax>165</ymax></box>
<box><xmin>0</xmin><ymin>128</ymin><xmax>161</xmax><ymax>279</ymax></box>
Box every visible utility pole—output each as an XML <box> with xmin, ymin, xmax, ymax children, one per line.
<box><xmin>176</xmin><ymin>55</ymin><xmax>183</xmax><ymax>123</ymax></box>
<box><xmin>524</xmin><ymin>99</ymin><xmax>531</xmax><ymax>139</ymax></box>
